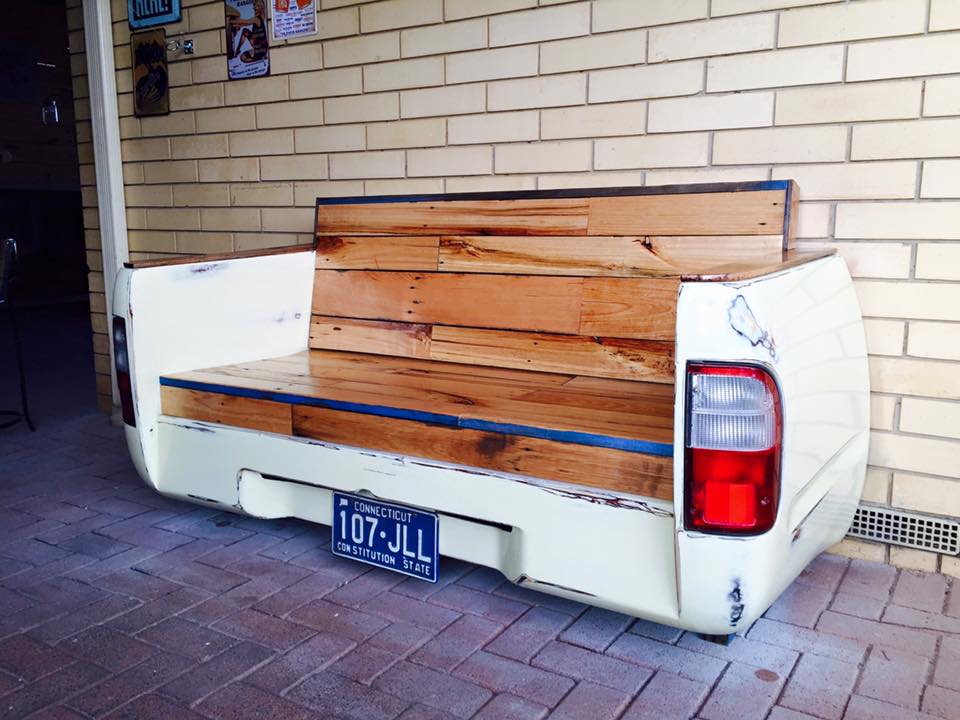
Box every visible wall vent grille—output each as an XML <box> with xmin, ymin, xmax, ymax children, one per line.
<box><xmin>849</xmin><ymin>506</ymin><xmax>960</xmax><ymax>555</ymax></box>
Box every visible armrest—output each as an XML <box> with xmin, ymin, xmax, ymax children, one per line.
<box><xmin>115</xmin><ymin>248</ymin><xmax>316</xmax><ymax>487</ymax></box>
<box><xmin>124</xmin><ymin>243</ymin><xmax>313</xmax><ymax>269</ymax></box>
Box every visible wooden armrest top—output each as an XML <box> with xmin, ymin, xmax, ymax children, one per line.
<box><xmin>123</xmin><ymin>244</ymin><xmax>313</xmax><ymax>270</ymax></box>
<box><xmin>681</xmin><ymin>249</ymin><xmax>836</xmax><ymax>282</ymax></box>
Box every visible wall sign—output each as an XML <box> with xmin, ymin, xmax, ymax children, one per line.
<box><xmin>272</xmin><ymin>0</ymin><xmax>317</xmax><ymax>41</ymax></box>
<box><xmin>128</xmin><ymin>0</ymin><xmax>181</xmax><ymax>30</ymax></box>
<box><xmin>225</xmin><ymin>0</ymin><xmax>270</xmax><ymax>80</ymax></box>
<box><xmin>131</xmin><ymin>29</ymin><xmax>170</xmax><ymax>117</ymax></box>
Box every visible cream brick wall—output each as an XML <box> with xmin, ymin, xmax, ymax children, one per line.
<box><xmin>74</xmin><ymin>0</ymin><xmax>960</xmax><ymax>570</ymax></box>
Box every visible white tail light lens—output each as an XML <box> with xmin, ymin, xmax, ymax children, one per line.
<box><xmin>689</xmin><ymin>372</ymin><xmax>776</xmax><ymax>451</ymax></box>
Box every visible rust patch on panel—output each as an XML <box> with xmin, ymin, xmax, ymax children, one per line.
<box><xmin>728</xmin><ymin>295</ymin><xmax>776</xmax><ymax>359</ymax></box>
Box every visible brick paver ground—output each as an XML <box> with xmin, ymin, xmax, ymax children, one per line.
<box><xmin>1</xmin><ymin>413</ymin><xmax>957</xmax><ymax>719</ymax></box>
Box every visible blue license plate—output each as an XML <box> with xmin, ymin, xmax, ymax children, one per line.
<box><xmin>332</xmin><ymin>492</ymin><xmax>439</xmax><ymax>583</ymax></box>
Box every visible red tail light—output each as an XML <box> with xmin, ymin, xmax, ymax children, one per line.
<box><xmin>112</xmin><ymin>317</ymin><xmax>136</xmax><ymax>427</ymax></box>
<box><xmin>684</xmin><ymin>363</ymin><xmax>781</xmax><ymax>535</ymax></box>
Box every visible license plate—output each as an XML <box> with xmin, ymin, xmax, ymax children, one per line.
<box><xmin>332</xmin><ymin>492</ymin><xmax>439</xmax><ymax>583</ymax></box>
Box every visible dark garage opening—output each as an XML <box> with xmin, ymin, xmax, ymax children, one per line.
<box><xmin>0</xmin><ymin>0</ymin><xmax>97</xmax><ymax>430</ymax></box>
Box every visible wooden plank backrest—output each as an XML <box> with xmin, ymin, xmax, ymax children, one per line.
<box><xmin>311</xmin><ymin>182</ymin><xmax>797</xmax><ymax>384</ymax></box>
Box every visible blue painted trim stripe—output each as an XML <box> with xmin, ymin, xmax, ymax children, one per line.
<box><xmin>161</xmin><ymin>376</ymin><xmax>673</xmax><ymax>457</ymax></box>
<box><xmin>313</xmin><ymin>180</ymin><xmax>791</xmax><ymax>207</ymax></box>
<box><xmin>460</xmin><ymin>418</ymin><xmax>671</xmax><ymax>456</ymax></box>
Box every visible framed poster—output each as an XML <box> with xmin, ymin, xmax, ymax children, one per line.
<box><xmin>128</xmin><ymin>0</ymin><xmax>181</xmax><ymax>30</ymax></box>
<box><xmin>131</xmin><ymin>29</ymin><xmax>170</xmax><ymax>117</ymax></box>
<box><xmin>225</xmin><ymin>0</ymin><xmax>271</xmax><ymax>80</ymax></box>
<box><xmin>272</xmin><ymin>0</ymin><xmax>317</xmax><ymax>41</ymax></box>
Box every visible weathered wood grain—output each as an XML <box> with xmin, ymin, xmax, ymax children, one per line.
<box><xmin>437</xmin><ymin>236</ymin><xmax>668</xmax><ymax>276</ymax></box>
<box><xmin>292</xmin><ymin>405</ymin><xmax>674</xmax><ymax>501</ymax></box>
<box><xmin>431</xmin><ymin>326</ymin><xmax>675</xmax><ymax>383</ymax></box>
<box><xmin>579</xmin><ymin>278</ymin><xmax>680</xmax><ymax>341</ymax></box>
<box><xmin>682</xmin><ymin>249</ymin><xmax>835</xmax><ymax>282</ymax></box>
<box><xmin>265</xmin><ymin>349</ymin><xmax>573</xmax><ymax>388</ymax></box>
<box><xmin>161</xmin><ymin>386</ymin><xmax>293</xmax><ymax>434</ymax></box>
<box><xmin>647</xmin><ymin>235</ymin><xmax>783</xmax><ymax>269</ymax></box>
<box><xmin>315</xmin><ymin>235</ymin><xmax>440</xmax><ymax>270</ymax></box>
<box><xmin>312</xmin><ymin>271</ymin><xmax>585</xmax><ymax>334</ymax></box>
<box><xmin>164</xmin><ymin>349</ymin><xmax>675</xmax><ymax>445</ymax></box>
<box><xmin>318</xmin><ymin>234</ymin><xmax>783</xmax><ymax>277</ymax></box>
<box><xmin>315</xmin><ymin>189</ymin><xmax>787</xmax><ymax>239</ymax></box>
<box><xmin>587</xmin><ymin>191</ymin><xmax>787</xmax><ymax>236</ymax></box>
<box><xmin>308</xmin><ymin>316</ymin><xmax>675</xmax><ymax>383</ymax></box>
<box><xmin>784</xmin><ymin>180</ymin><xmax>799</xmax><ymax>250</ymax></box>
<box><xmin>313</xmin><ymin>272</ymin><xmax>682</xmax><ymax>341</ymax></box>
<box><xmin>310</xmin><ymin>315</ymin><xmax>433</xmax><ymax>359</ymax></box>
<box><xmin>316</xmin><ymin>198</ymin><xmax>590</xmax><ymax>236</ymax></box>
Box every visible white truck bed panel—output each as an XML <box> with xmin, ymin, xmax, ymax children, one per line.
<box><xmin>156</xmin><ymin>417</ymin><xmax>680</xmax><ymax>624</ymax></box>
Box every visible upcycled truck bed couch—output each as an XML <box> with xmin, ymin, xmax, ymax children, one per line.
<box><xmin>114</xmin><ymin>181</ymin><xmax>869</xmax><ymax>634</ymax></box>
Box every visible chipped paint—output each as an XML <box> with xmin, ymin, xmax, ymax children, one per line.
<box><xmin>180</xmin><ymin>422</ymin><xmax>216</xmax><ymax>434</ymax></box>
<box><xmin>516</xmin><ymin>479</ymin><xmax>674</xmax><ymax>517</ymax></box>
<box><xmin>727</xmin><ymin>294</ymin><xmax>776</xmax><ymax>359</ymax></box>
<box><xmin>189</xmin><ymin>262</ymin><xmax>222</xmax><ymax>274</ymax></box>
<box><xmin>515</xmin><ymin>574</ymin><xmax>597</xmax><ymax>597</ymax></box>
<box><xmin>728</xmin><ymin>579</ymin><xmax>745</xmax><ymax>627</ymax></box>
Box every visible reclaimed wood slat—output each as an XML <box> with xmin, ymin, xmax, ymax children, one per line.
<box><xmin>318</xmin><ymin>234</ymin><xmax>782</xmax><ymax>276</ymax></box>
<box><xmin>587</xmin><ymin>191</ymin><xmax>787</xmax><ymax>236</ymax></box>
<box><xmin>313</xmin><ymin>272</ymin><xmax>682</xmax><ymax>340</ymax></box>
<box><xmin>182</xmin><ymin>367</ymin><xmax>673</xmax><ymax>440</ymax></box>
<box><xmin>200</xmin><ymin>351</ymin><xmax>677</xmax><ymax>424</ymax></box>
<box><xmin>315</xmin><ymin>235</ymin><xmax>440</xmax><ymax>270</ymax></box>
<box><xmin>162</xmin><ymin>371</ymin><xmax>672</xmax><ymax>448</ymax></box>
<box><xmin>437</xmin><ymin>236</ymin><xmax>665</xmax><ymax>276</ymax></box>
<box><xmin>431</xmin><ymin>326</ymin><xmax>675</xmax><ymax>384</ymax></box>
<box><xmin>579</xmin><ymin>278</ymin><xmax>680</xmax><ymax>341</ymax></box>
<box><xmin>265</xmin><ymin>349</ymin><xmax>574</xmax><ymax>387</ymax></box>
<box><xmin>648</xmin><ymin>235</ymin><xmax>783</xmax><ymax>268</ymax></box>
<box><xmin>562</xmin><ymin>373</ymin><xmax>677</xmax><ymax>398</ymax></box>
<box><xmin>312</xmin><ymin>270</ymin><xmax>584</xmax><ymax>334</ymax></box>
<box><xmin>160</xmin><ymin>386</ymin><xmax>293</xmax><ymax>434</ymax></box>
<box><xmin>316</xmin><ymin>198</ymin><xmax>590</xmax><ymax>236</ymax></box>
<box><xmin>784</xmin><ymin>180</ymin><xmax>799</xmax><ymax>250</ymax></box>
<box><xmin>310</xmin><ymin>315</ymin><xmax>433</xmax><ymax>359</ymax></box>
<box><xmin>308</xmin><ymin>316</ymin><xmax>675</xmax><ymax>383</ymax></box>
<box><xmin>164</xmin><ymin>349</ymin><xmax>675</xmax><ymax>444</ymax></box>
<box><xmin>293</xmin><ymin>405</ymin><xmax>674</xmax><ymax>501</ymax></box>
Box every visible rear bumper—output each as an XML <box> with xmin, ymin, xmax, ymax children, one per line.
<box><xmin>133</xmin><ymin>417</ymin><xmax>863</xmax><ymax>635</ymax></box>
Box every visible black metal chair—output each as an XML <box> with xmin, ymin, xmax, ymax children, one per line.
<box><xmin>0</xmin><ymin>238</ymin><xmax>35</xmax><ymax>431</ymax></box>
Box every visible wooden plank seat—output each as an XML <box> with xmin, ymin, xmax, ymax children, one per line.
<box><xmin>157</xmin><ymin>181</ymin><xmax>820</xmax><ymax>504</ymax></box>
<box><xmin>160</xmin><ymin>350</ymin><xmax>676</xmax><ymax>500</ymax></box>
